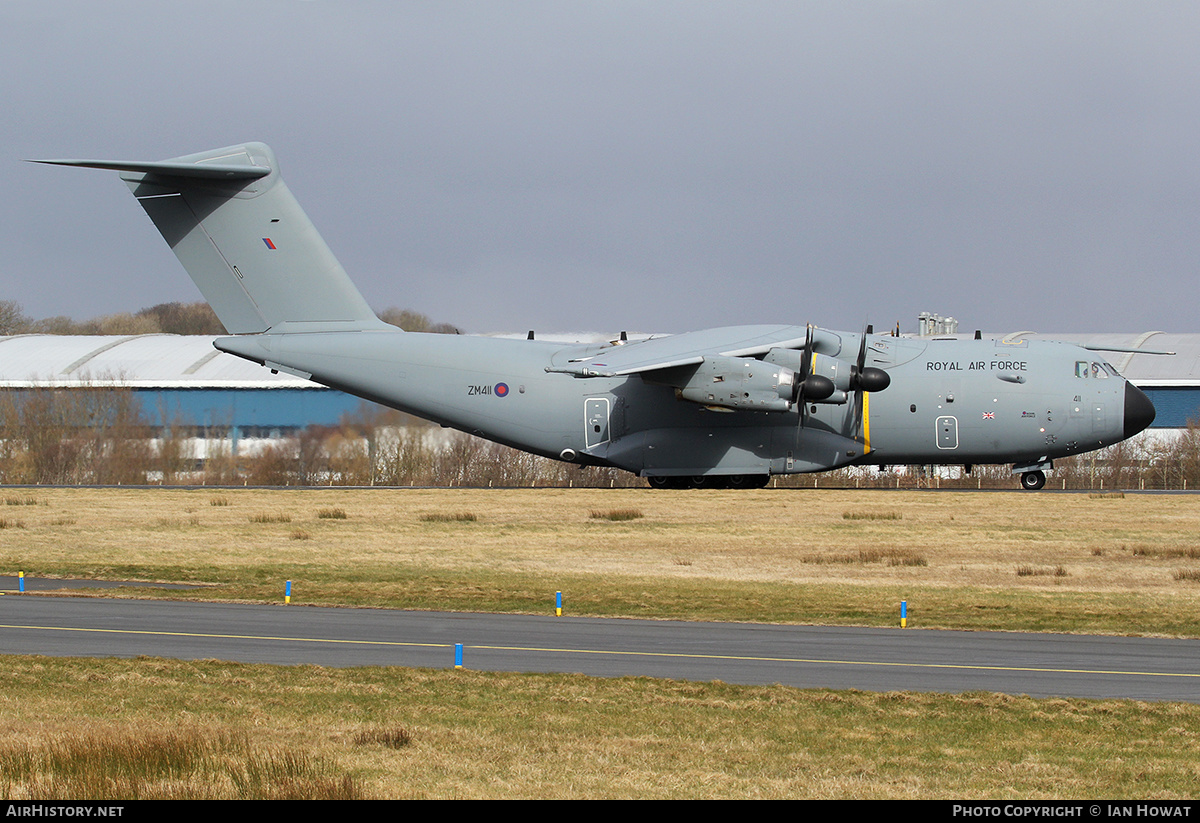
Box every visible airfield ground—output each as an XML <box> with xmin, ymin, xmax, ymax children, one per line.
<box><xmin>2</xmin><ymin>487</ymin><xmax>1199</xmax><ymax>798</ymax></box>
<box><xmin>4</xmin><ymin>487</ymin><xmax>1200</xmax><ymax>634</ymax></box>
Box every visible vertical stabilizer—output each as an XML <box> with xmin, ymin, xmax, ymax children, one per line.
<box><xmin>34</xmin><ymin>143</ymin><xmax>388</xmax><ymax>335</ymax></box>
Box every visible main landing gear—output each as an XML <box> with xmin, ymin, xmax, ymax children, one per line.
<box><xmin>1020</xmin><ymin>470</ymin><xmax>1046</xmax><ymax>491</ymax></box>
<box><xmin>647</xmin><ymin>475</ymin><xmax>771</xmax><ymax>490</ymax></box>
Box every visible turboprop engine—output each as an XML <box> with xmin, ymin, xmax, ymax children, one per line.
<box><xmin>673</xmin><ymin>356</ymin><xmax>797</xmax><ymax>412</ymax></box>
<box><xmin>763</xmin><ymin>344</ymin><xmax>892</xmax><ymax>406</ymax></box>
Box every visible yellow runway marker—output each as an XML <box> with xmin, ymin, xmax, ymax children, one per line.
<box><xmin>0</xmin><ymin>623</ymin><xmax>445</xmax><ymax>651</ymax></box>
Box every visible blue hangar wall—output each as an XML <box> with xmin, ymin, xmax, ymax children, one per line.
<box><xmin>135</xmin><ymin>387</ymin><xmax>379</xmax><ymax>435</ymax></box>
<box><xmin>1139</xmin><ymin>388</ymin><xmax>1200</xmax><ymax>429</ymax></box>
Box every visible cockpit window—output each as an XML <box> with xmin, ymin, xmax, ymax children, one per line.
<box><xmin>1076</xmin><ymin>360</ymin><xmax>1111</xmax><ymax>378</ymax></box>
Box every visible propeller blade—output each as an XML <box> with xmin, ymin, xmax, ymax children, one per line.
<box><xmin>850</xmin><ymin>327</ymin><xmax>870</xmax><ymax>441</ymax></box>
<box><xmin>845</xmin><ymin>325</ymin><xmax>891</xmax><ymax>445</ymax></box>
<box><xmin>795</xmin><ymin>324</ymin><xmax>814</xmax><ymax>429</ymax></box>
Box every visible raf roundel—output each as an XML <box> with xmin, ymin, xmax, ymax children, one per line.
<box><xmin>494</xmin><ymin>382</ymin><xmax>509</xmax><ymax>398</ymax></box>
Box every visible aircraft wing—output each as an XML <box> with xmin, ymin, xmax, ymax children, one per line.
<box><xmin>546</xmin><ymin>324</ymin><xmax>812</xmax><ymax>377</ymax></box>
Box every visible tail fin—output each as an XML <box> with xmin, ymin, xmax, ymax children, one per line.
<box><xmin>33</xmin><ymin>143</ymin><xmax>387</xmax><ymax>335</ymax></box>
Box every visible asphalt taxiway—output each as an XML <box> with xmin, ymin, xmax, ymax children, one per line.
<box><xmin>1</xmin><ymin>595</ymin><xmax>1197</xmax><ymax>702</ymax></box>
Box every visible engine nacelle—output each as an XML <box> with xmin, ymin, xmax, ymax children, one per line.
<box><xmin>763</xmin><ymin>347</ymin><xmax>890</xmax><ymax>396</ymax></box>
<box><xmin>763</xmin><ymin>348</ymin><xmax>852</xmax><ymax>399</ymax></box>
<box><xmin>674</xmin><ymin>356</ymin><xmax>794</xmax><ymax>412</ymax></box>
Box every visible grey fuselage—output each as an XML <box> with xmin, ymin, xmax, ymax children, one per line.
<box><xmin>217</xmin><ymin>326</ymin><xmax>1146</xmax><ymax>478</ymax></box>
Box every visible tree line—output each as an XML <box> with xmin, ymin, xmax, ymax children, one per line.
<box><xmin>3</xmin><ymin>298</ymin><xmax>1197</xmax><ymax>489</ymax></box>
<box><xmin>0</xmin><ymin>300</ymin><xmax>460</xmax><ymax>336</ymax></box>
<box><xmin>0</xmin><ymin>383</ymin><xmax>1197</xmax><ymax>489</ymax></box>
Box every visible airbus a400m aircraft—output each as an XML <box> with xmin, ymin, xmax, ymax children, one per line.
<box><xmin>38</xmin><ymin>143</ymin><xmax>1157</xmax><ymax>490</ymax></box>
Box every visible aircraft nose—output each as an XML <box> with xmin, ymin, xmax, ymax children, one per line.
<box><xmin>1123</xmin><ymin>382</ymin><xmax>1156</xmax><ymax>439</ymax></box>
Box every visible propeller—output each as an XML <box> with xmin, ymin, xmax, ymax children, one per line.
<box><xmin>848</xmin><ymin>325</ymin><xmax>890</xmax><ymax>442</ymax></box>
<box><xmin>793</xmin><ymin>325</ymin><xmax>834</xmax><ymax>429</ymax></box>
<box><xmin>850</xmin><ymin>325</ymin><xmax>891</xmax><ymax>393</ymax></box>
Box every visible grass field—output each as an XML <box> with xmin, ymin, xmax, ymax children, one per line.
<box><xmin>3</xmin><ymin>487</ymin><xmax>1200</xmax><ymax>798</ymax></box>
<box><xmin>1</xmin><ymin>657</ymin><xmax>1198</xmax><ymax>799</ymax></box>
<box><xmin>4</xmin><ymin>487</ymin><xmax>1200</xmax><ymax>634</ymax></box>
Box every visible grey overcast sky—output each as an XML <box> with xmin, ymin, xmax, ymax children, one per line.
<box><xmin>2</xmin><ymin>1</ymin><xmax>1198</xmax><ymax>335</ymax></box>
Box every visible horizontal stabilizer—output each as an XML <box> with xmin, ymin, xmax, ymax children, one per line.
<box><xmin>30</xmin><ymin>158</ymin><xmax>270</xmax><ymax>180</ymax></box>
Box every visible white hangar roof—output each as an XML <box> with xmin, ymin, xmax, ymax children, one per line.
<box><xmin>2</xmin><ymin>330</ymin><xmax>1199</xmax><ymax>389</ymax></box>
<box><xmin>0</xmin><ymin>334</ymin><xmax>315</xmax><ymax>389</ymax></box>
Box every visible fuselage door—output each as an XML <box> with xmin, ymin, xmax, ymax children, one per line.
<box><xmin>585</xmin><ymin>397</ymin><xmax>611</xmax><ymax>450</ymax></box>
<box><xmin>936</xmin><ymin>415</ymin><xmax>959</xmax><ymax>450</ymax></box>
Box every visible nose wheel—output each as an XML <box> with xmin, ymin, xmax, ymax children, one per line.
<box><xmin>1020</xmin><ymin>470</ymin><xmax>1046</xmax><ymax>491</ymax></box>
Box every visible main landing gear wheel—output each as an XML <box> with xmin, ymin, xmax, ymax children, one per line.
<box><xmin>1020</xmin><ymin>470</ymin><xmax>1046</xmax><ymax>491</ymax></box>
<box><xmin>647</xmin><ymin>476</ymin><xmax>693</xmax><ymax>490</ymax></box>
<box><xmin>647</xmin><ymin>475</ymin><xmax>770</xmax><ymax>490</ymax></box>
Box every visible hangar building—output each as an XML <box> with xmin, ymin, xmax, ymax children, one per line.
<box><xmin>0</xmin><ymin>329</ymin><xmax>1196</xmax><ymax>444</ymax></box>
<box><xmin>0</xmin><ymin>334</ymin><xmax>370</xmax><ymax>452</ymax></box>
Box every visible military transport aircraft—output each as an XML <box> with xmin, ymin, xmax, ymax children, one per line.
<box><xmin>36</xmin><ymin>143</ymin><xmax>1158</xmax><ymax>490</ymax></box>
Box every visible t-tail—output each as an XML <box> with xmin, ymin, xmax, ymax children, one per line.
<box><xmin>32</xmin><ymin>143</ymin><xmax>388</xmax><ymax>335</ymax></box>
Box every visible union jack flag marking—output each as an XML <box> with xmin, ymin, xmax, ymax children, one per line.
<box><xmin>982</xmin><ymin>411</ymin><xmax>995</xmax><ymax>420</ymax></box>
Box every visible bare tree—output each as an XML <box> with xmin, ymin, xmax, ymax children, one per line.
<box><xmin>376</xmin><ymin>307</ymin><xmax>460</xmax><ymax>334</ymax></box>
<box><xmin>136</xmin><ymin>302</ymin><xmax>226</xmax><ymax>335</ymax></box>
<box><xmin>0</xmin><ymin>300</ymin><xmax>30</xmax><ymax>335</ymax></box>
<box><xmin>0</xmin><ymin>382</ymin><xmax>149</xmax><ymax>484</ymax></box>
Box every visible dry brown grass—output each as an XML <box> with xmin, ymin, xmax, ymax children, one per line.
<box><xmin>1016</xmin><ymin>565</ymin><xmax>1069</xmax><ymax>578</ymax></box>
<box><xmin>590</xmin><ymin>508</ymin><xmax>644</xmax><ymax>521</ymax></box>
<box><xmin>249</xmin><ymin>512</ymin><xmax>291</xmax><ymax>524</ymax></box>
<box><xmin>6</xmin><ymin>487</ymin><xmax>1200</xmax><ymax>633</ymax></box>
<box><xmin>0</xmin><ymin>722</ymin><xmax>361</xmax><ymax>799</ymax></box>
<box><xmin>5</xmin><ymin>490</ymin><xmax>1200</xmax><ymax>798</ymax></box>
<box><xmin>9</xmin><ymin>486</ymin><xmax>1194</xmax><ymax>589</ymax></box>
<box><xmin>1</xmin><ymin>657</ymin><xmax>1198</xmax><ymax>799</ymax></box>
<box><xmin>842</xmin><ymin>510</ymin><xmax>902</xmax><ymax>520</ymax></box>
<box><xmin>419</xmin><ymin>511</ymin><xmax>477</xmax><ymax>522</ymax></box>
<box><xmin>352</xmin><ymin>727</ymin><xmax>412</xmax><ymax>750</ymax></box>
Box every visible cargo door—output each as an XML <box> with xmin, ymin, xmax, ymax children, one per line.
<box><xmin>585</xmin><ymin>398</ymin><xmax>610</xmax><ymax>450</ymax></box>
